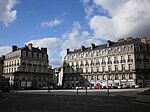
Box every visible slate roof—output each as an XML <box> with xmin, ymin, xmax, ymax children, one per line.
<box><xmin>21</xmin><ymin>46</ymin><xmax>46</xmax><ymax>54</ymax></box>
<box><xmin>68</xmin><ymin>38</ymin><xmax>146</xmax><ymax>54</ymax></box>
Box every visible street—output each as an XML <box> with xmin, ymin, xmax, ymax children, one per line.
<box><xmin>0</xmin><ymin>88</ymin><xmax>150</xmax><ymax>112</ymax></box>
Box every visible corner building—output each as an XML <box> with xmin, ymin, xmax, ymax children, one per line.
<box><xmin>2</xmin><ymin>44</ymin><xmax>50</xmax><ymax>89</ymax></box>
<box><xmin>63</xmin><ymin>37</ymin><xmax>150</xmax><ymax>88</ymax></box>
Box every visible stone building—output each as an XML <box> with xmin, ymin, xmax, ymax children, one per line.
<box><xmin>2</xmin><ymin>43</ymin><xmax>51</xmax><ymax>89</ymax></box>
<box><xmin>0</xmin><ymin>56</ymin><xmax>4</xmax><ymax>76</ymax></box>
<box><xmin>63</xmin><ymin>37</ymin><xmax>150</xmax><ymax>88</ymax></box>
<box><xmin>53</xmin><ymin>66</ymin><xmax>63</xmax><ymax>87</ymax></box>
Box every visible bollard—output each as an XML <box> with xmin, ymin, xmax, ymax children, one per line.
<box><xmin>48</xmin><ymin>87</ymin><xmax>51</xmax><ymax>94</ymax></box>
<box><xmin>77</xmin><ymin>88</ymin><xmax>78</xmax><ymax>95</ymax></box>
<box><xmin>107</xmin><ymin>86</ymin><xmax>109</xmax><ymax>96</ymax></box>
<box><xmin>85</xmin><ymin>87</ymin><xmax>87</xmax><ymax>95</ymax></box>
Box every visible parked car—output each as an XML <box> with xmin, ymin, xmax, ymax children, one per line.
<box><xmin>94</xmin><ymin>85</ymin><xmax>102</xmax><ymax>89</ymax></box>
<box><xmin>42</xmin><ymin>86</ymin><xmax>48</xmax><ymax>90</ymax></box>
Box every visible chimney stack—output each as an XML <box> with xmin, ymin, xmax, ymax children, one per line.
<box><xmin>41</xmin><ymin>48</ymin><xmax>47</xmax><ymax>54</ymax></box>
<box><xmin>28</xmin><ymin>43</ymin><xmax>33</xmax><ymax>51</ymax></box>
<box><xmin>12</xmin><ymin>45</ymin><xmax>18</xmax><ymax>52</ymax></box>
<box><xmin>81</xmin><ymin>45</ymin><xmax>85</xmax><ymax>52</ymax></box>
<box><xmin>91</xmin><ymin>43</ymin><xmax>95</xmax><ymax>50</ymax></box>
<box><xmin>126</xmin><ymin>37</ymin><xmax>133</xmax><ymax>41</ymax></box>
<box><xmin>107</xmin><ymin>40</ymin><xmax>113</xmax><ymax>47</ymax></box>
<box><xmin>118</xmin><ymin>39</ymin><xmax>125</xmax><ymax>43</ymax></box>
<box><xmin>140</xmin><ymin>37</ymin><xmax>147</xmax><ymax>44</ymax></box>
<box><xmin>67</xmin><ymin>48</ymin><xmax>70</xmax><ymax>55</ymax></box>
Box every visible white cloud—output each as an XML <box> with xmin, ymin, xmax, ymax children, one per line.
<box><xmin>26</xmin><ymin>38</ymin><xmax>60</xmax><ymax>57</ymax></box>
<box><xmin>80</xmin><ymin>0</ymin><xmax>96</xmax><ymax>19</ymax></box>
<box><xmin>89</xmin><ymin>0</ymin><xmax>150</xmax><ymax>41</ymax></box>
<box><xmin>41</xmin><ymin>18</ymin><xmax>63</xmax><ymax>28</ymax></box>
<box><xmin>0</xmin><ymin>0</ymin><xmax>19</xmax><ymax>26</ymax></box>
<box><xmin>60</xmin><ymin>21</ymin><xmax>102</xmax><ymax>59</ymax></box>
<box><xmin>26</xmin><ymin>22</ymin><xmax>102</xmax><ymax>67</ymax></box>
<box><xmin>90</xmin><ymin>16</ymin><xmax>115</xmax><ymax>40</ymax></box>
<box><xmin>0</xmin><ymin>46</ymin><xmax>11</xmax><ymax>56</ymax></box>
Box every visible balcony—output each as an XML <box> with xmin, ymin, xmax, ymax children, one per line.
<box><xmin>96</xmin><ymin>62</ymin><xmax>100</xmax><ymax>65</ymax></box>
<box><xmin>85</xmin><ymin>64</ymin><xmax>89</xmax><ymax>67</ymax></box>
<box><xmin>127</xmin><ymin>59</ymin><xmax>133</xmax><ymax>62</ymax></box>
<box><xmin>90</xmin><ymin>63</ymin><xmax>94</xmax><ymax>66</ymax></box>
<box><xmin>114</xmin><ymin>60</ymin><xmax>119</xmax><ymax>64</ymax></box>
<box><xmin>120</xmin><ymin>60</ymin><xmax>126</xmax><ymax>63</ymax></box>
<box><xmin>107</xmin><ymin>61</ymin><xmax>112</xmax><ymax>64</ymax></box>
<box><xmin>101</xmin><ymin>62</ymin><xmax>106</xmax><ymax>65</ymax></box>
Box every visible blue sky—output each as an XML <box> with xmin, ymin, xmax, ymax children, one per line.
<box><xmin>0</xmin><ymin>0</ymin><xmax>150</xmax><ymax>67</ymax></box>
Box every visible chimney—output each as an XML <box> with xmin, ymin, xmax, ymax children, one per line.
<box><xmin>118</xmin><ymin>38</ymin><xmax>125</xmax><ymax>42</ymax></box>
<box><xmin>28</xmin><ymin>43</ymin><xmax>33</xmax><ymax>51</ymax></box>
<box><xmin>12</xmin><ymin>45</ymin><xmax>18</xmax><ymax>52</ymax></box>
<box><xmin>107</xmin><ymin>40</ymin><xmax>113</xmax><ymax>47</ymax></box>
<box><xmin>41</xmin><ymin>48</ymin><xmax>47</xmax><ymax>54</ymax></box>
<box><xmin>67</xmin><ymin>48</ymin><xmax>70</xmax><ymax>55</ymax></box>
<box><xmin>140</xmin><ymin>37</ymin><xmax>147</xmax><ymax>44</ymax></box>
<box><xmin>81</xmin><ymin>45</ymin><xmax>85</xmax><ymax>52</ymax></box>
<box><xmin>147</xmin><ymin>40</ymin><xmax>150</xmax><ymax>44</ymax></box>
<box><xmin>126</xmin><ymin>37</ymin><xmax>133</xmax><ymax>41</ymax></box>
<box><xmin>91</xmin><ymin>43</ymin><xmax>95</xmax><ymax>50</ymax></box>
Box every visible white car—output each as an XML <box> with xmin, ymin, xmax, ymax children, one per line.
<box><xmin>135</xmin><ymin>85</ymin><xmax>140</xmax><ymax>88</ymax></box>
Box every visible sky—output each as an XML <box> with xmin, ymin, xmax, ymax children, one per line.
<box><xmin>0</xmin><ymin>0</ymin><xmax>150</xmax><ymax>67</ymax></box>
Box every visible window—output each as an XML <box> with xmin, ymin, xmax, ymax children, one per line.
<box><xmin>108</xmin><ymin>50</ymin><xmax>111</xmax><ymax>54</ymax></box>
<box><xmin>121</xmin><ymin>56</ymin><xmax>124</xmax><ymax>60</ymax></box>
<box><xmin>114</xmin><ymin>48</ymin><xmax>118</xmax><ymax>53</ymax></box>
<box><xmin>23</xmin><ymin>51</ymin><xmax>26</xmax><ymax>57</ymax></box>
<box><xmin>115</xmin><ymin>74</ymin><xmax>118</xmax><ymax>80</ymax></box>
<box><xmin>108</xmin><ymin>66</ymin><xmax>111</xmax><ymax>72</ymax></box>
<box><xmin>115</xmin><ymin>65</ymin><xmax>118</xmax><ymax>72</ymax></box>
<box><xmin>122</xmin><ymin>64</ymin><xmax>125</xmax><ymax>72</ymax></box>
<box><xmin>108</xmin><ymin>57</ymin><xmax>112</xmax><ymax>64</ymax></box>
<box><xmin>121</xmin><ymin>56</ymin><xmax>125</xmax><ymax>63</ymax></box>
<box><xmin>96</xmin><ymin>59</ymin><xmax>100</xmax><ymax>65</ymax></box>
<box><xmin>96</xmin><ymin>51</ymin><xmax>99</xmax><ymax>56</ymax></box>
<box><xmin>91</xmin><ymin>67</ymin><xmax>93</xmax><ymax>73</ymax></box>
<box><xmin>28</xmin><ymin>52</ymin><xmax>32</xmax><ymax>58</ymax></box>
<box><xmin>128</xmin><ymin>55</ymin><xmax>131</xmax><ymax>59</ymax></box>
<box><xmin>129</xmin><ymin>73</ymin><xmax>133</xmax><ymax>79</ymax></box>
<box><xmin>91</xmin><ymin>75</ymin><xmax>94</xmax><ymax>80</ymax></box>
<box><xmin>102</xmin><ymin>58</ymin><xmax>105</xmax><ymax>64</ymax></box>
<box><xmin>97</xmin><ymin>67</ymin><xmax>99</xmax><ymax>72</ymax></box>
<box><xmin>128</xmin><ymin>55</ymin><xmax>133</xmax><ymax>62</ymax></box>
<box><xmin>102</xmin><ymin>66</ymin><xmax>105</xmax><ymax>72</ymax></box>
<box><xmin>122</xmin><ymin>73</ymin><xmax>125</xmax><ymax>79</ymax></box>
<box><xmin>114</xmin><ymin>56</ymin><xmax>118</xmax><ymax>64</ymax></box>
<box><xmin>86</xmin><ymin>68</ymin><xmax>88</xmax><ymax>73</ymax></box>
<box><xmin>129</xmin><ymin>64</ymin><xmax>132</xmax><ymax>71</ymax></box>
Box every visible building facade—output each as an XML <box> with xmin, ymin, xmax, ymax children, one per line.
<box><xmin>53</xmin><ymin>66</ymin><xmax>63</xmax><ymax>87</ymax></box>
<box><xmin>63</xmin><ymin>37</ymin><xmax>150</xmax><ymax>88</ymax></box>
<box><xmin>2</xmin><ymin>44</ymin><xmax>51</xmax><ymax>89</ymax></box>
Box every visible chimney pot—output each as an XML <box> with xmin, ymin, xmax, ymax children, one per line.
<box><xmin>81</xmin><ymin>45</ymin><xmax>85</xmax><ymax>52</ymax></box>
<box><xmin>12</xmin><ymin>45</ymin><xmax>18</xmax><ymax>52</ymax></box>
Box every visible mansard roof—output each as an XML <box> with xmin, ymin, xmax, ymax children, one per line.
<box><xmin>68</xmin><ymin>38</ymin><xmax>148</xmax><ymax>55</ymax></box>
<box><xmin>21</xmin><ymin>46</ymin><xmax>46</xmax><ymax>54</ymax></box>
